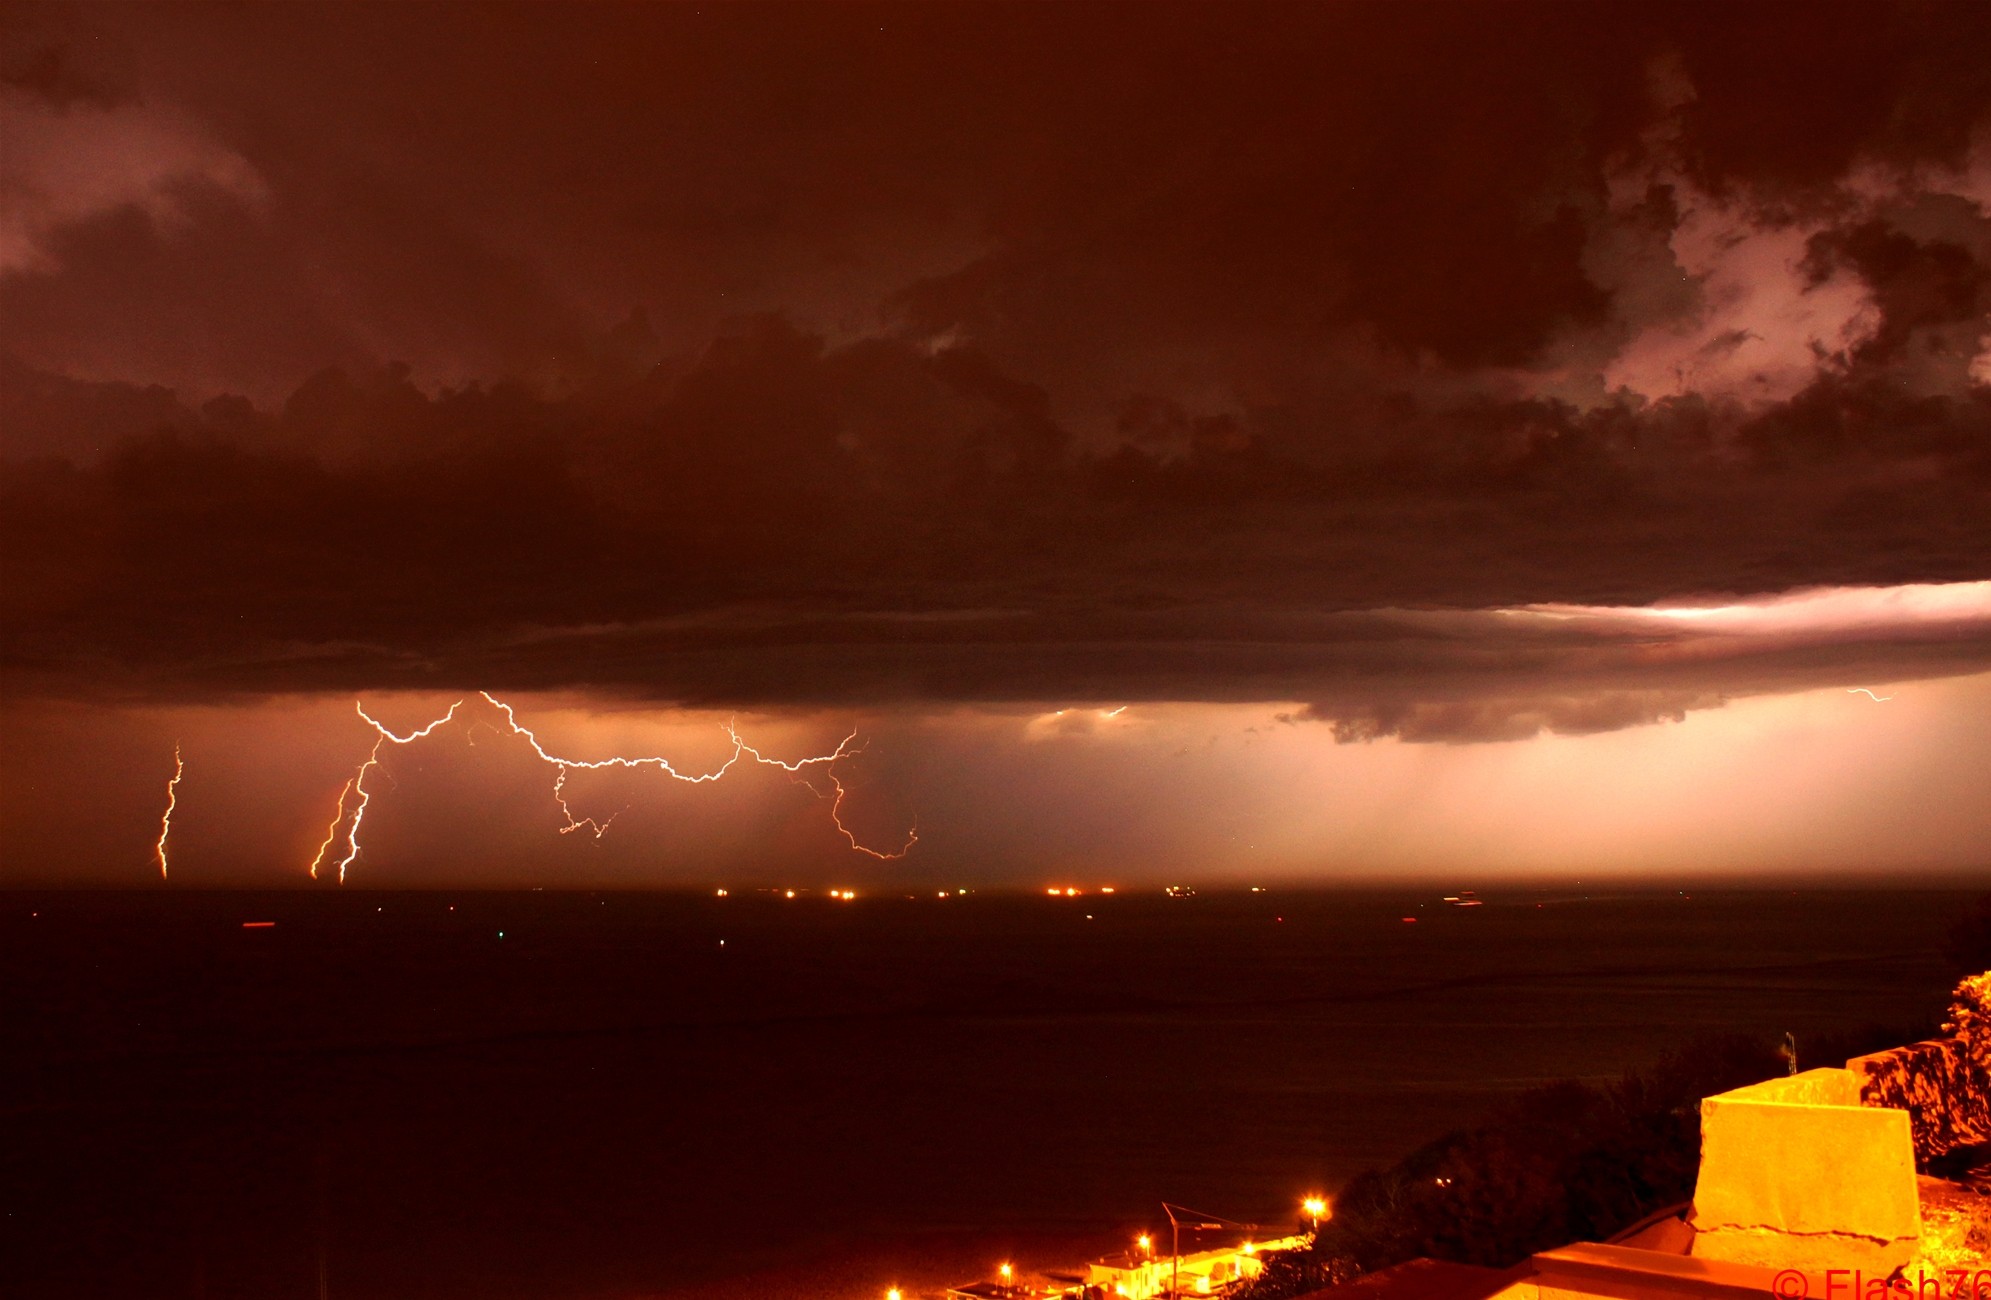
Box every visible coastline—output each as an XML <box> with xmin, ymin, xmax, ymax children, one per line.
<box><xmin>0</xmin><ymin>888</ymin><xmax>1961</xmax><ymax>1299</ymax></box>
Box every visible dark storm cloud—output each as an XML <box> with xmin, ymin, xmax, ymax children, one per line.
<box><xmin>7</xmin><ymin>2</ymin><xmax>1987</xmax><ymax>399</ymax></box>
<box><xmin>0</xmin><ymin>3</ymin><xmax>138</xmax><ymax>110</ymax></box>
<box><xmin>1306</xmin><ymin>692</ymin><xmax>1723</xmax><ymax>746</ymax></box>
<box><xmin>1805</xmin><ymin>217</ymin><xmax>1990</xmax><ymax>372</ymax></box>
<box><xmin>7</xmin><ymin>321</ymin><xmax>1991</xmax><ymax>720</ymax></box>
<box><xmin>4</xmin><ymin>2</ymin><xmax>1991</xmax><ymax>736</ymax></box>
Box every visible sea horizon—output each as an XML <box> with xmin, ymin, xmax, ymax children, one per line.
<box><xmin>3</xmin><ymin>884</ymin><xmax>1969</xmax><ymax>1298</ymax></box>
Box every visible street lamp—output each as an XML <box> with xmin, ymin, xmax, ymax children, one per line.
<box><xmin>886</xmin><ymin>1290</ymin><xmax>902</xmax><ymax>1300</ymax></box>
<box><xmin>999</xmin><ymin>1262</ymin><xmax>1014</xmax><ymax>1295</ymax></box>
<box><xmin>1303</xmin><ymin>1196</ymin><xmax>1329</xmax><ymax>1233</ymax></box>
<box><xmin>1161</xmin><ymin>1203</ymin><xmax>1254</xmax><ymax>1298</ymax></box>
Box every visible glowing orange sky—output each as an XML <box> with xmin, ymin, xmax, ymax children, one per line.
<box><xmin>7</xmin><ymin>581</ymin><xmax>1988</xmax><ymax>887</ymax></box>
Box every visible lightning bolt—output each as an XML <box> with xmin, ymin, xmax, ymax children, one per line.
<box><xmin>308</xmin><ymin>692</ymin><xmax>916</xmax><ymax>882</ymax></box>
<box><xmin>308</xmin><ymin>700</ymin><xmax>467</xmax><ymax>883</ymax></box>
<box><xmin>155</xmin><ymin>744</ymin><xmax>183</xmax><ymax>881</ymax></box>
<box><xmin>729</xmin><ymin>727</ymin><xmax>920</xmax><ymax>861</ymax></box>
<box><xmin>1846</xmin><ymin>688</ymin><xmax>1895</xmax><ymax>702</ymax></box>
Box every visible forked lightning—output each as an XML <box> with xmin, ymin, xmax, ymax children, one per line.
<box><xmin>302</xmin><ymin>693</ymin><xmax>915</xmax><ymax>883</ymax></box>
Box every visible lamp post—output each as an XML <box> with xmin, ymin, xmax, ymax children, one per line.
<box><xmin>1302</xmin><ymin>1196</ymin><xmax>1328</xmax><ymax>1234</ymax></box>
<box><xmin>1161</xmin><ymin>1203</ymin><xmax>1253</xmax><ymax>1298</ymax></box>
<box><xmin>1166</xmin><ymin>1208</ymin><xmax>1178</xmax><ymax>1298</ymax></box>
<box><xmin>999</xmin><ymin>1262</ymin><xmax>1014</xmax><ymax>1296</ymax></box>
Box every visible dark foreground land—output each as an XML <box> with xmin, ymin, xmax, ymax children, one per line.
<box><xmin>0</xmin><ymin>887</ymin><xmax>1966</xmax><ymax>1300</ymax></box>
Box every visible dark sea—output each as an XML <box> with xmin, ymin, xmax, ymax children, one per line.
<box><xmin>0</xmin><ymin>887</ymin><xmax>1970</xmax><ymax>1300</ymax></box>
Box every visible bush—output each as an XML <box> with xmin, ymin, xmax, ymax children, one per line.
<box><xmin>1947</xmin><ymin>969</ymin><xmax>1991</xmax><ymax>1066</ymax></box>
<box><xmin>1236</xmin><ymin>1035</ymin><xmax>1788</xmax><ymax>1297</ymax></box>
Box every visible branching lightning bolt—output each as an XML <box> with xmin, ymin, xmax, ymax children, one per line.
<box><xmin>156</xmin><ymin>744</ymin><xmax>183</xmax><ymax>881</ymax></box>
<box><xmin>308</xmin><ymin>700</ymin><xmax>466</xmax><ymax>883</ymax></box>
<box><xmin>1846</xmin><ymin>688</ymin><xmax>1895</xmax><ymax>702</ymax></box>
<box><xmin>728</xmin><ymin>727</ymin><xmax>920</xmax><ymax>861</ymax></box>
<box><xmin>308</xmin><ymin>692</ymin><xmax>915</xmax><ymax>881</ymax></box>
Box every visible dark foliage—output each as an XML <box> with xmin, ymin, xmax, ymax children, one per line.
<box><xmin>1237</xmin><ymin>1035</ymin><xmax>1788</xmax><ymax>1298</ymax></box>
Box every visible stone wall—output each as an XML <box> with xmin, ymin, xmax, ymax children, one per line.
<box><xmin>1689</xmin><ymin>1068</ymin><xmax>1920</xmax><ymax>1273</ymax></box>
<box><xmin>1847</xmin><ymin>1037</ymin><xmax>1991</xmax><ymax>1164</ymax></box>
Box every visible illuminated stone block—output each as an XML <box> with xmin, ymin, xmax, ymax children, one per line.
<box><xmin>1688</xmin><ymin>1068</ymin><xmax>1919</xmax><ymax>1273</ymax></box>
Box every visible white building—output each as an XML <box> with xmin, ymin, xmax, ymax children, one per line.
<box><xmin>1086</xmin><ymin>1235</ymin><xmax>1310</xmax><ymax>1297</ymax></box>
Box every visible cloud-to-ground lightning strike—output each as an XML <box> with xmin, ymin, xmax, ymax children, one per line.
<box><xmin>308</xmin><ymin>693</ymin><xmax>916</xmax><ymax>882</ymax></box>
<box><xmin>309</xmin><ymin>700</ymin><xmax>467</xmax><ymax>883</ymax></box>
<box><xmin>726</xmin><ymin>726</ymin><xmax>920</xmax><ymax>861</ymax></box>
<box><xmin>155</xmin><ymin>744</ymin><xmax>183</xmax><ymax>880</ymax></box>
<box><xmin>1847</xmin><ymin>688</ymin><xmax>1896</xmax><ymax>702</ymax></box>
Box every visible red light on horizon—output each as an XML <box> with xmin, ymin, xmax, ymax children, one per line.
<box><xmin>242</xmin><ymin>921</ymin><xmax>276</xmax><ymax>928</ymax></box>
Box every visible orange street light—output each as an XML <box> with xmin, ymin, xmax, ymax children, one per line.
<box><xmin>1303</xmin><ymin>1196</ymin><xmax>1329</xmax><ymax>1231</ymax></box>
<box><xmin>887</xmin><ymin>1290</ymin><xmax>902</xmax><ymax>1300</ymax></box>
<box><xmin>1137</xmin><ymin>1233</ymin><xmax>1152</xmax><ymax>1254</ymax></box>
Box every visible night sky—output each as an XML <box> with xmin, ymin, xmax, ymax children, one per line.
<box><xmin>5</xmin><ymin>1</ymin><xmax>1991</xmax><ymax>885</ymax></box>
